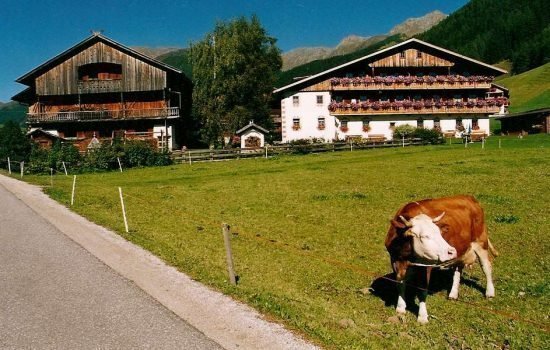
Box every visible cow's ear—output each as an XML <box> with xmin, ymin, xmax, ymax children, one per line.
<box><xmin>391</xmin><ymin>218</ymin><xmax>406</xmax><ymax>229</ymax></box>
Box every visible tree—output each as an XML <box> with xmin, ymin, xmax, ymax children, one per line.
<box><xmin>190</xmin><ymin>16</ymin><xmax>282</xmax><ymax>146</ymax></box>
<box><xmin>0</xmin><ymin>120</ymin><xmax>31</xmax><ymax>162</ymax></box>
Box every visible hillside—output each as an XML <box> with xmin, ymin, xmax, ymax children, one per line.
<box><xmin>496</xmin><ymin>62</ymin><xmax>550</xmax><ymax>113</ymax></box>
<box><xmin>0</xmin><ymin>101</ymin><xmax>26</xmax><ymax>125</ymax></box>
<box><xmin>157</xmin><ymin>48</ymin><xmax>193</xmax><ymax>78</ymax></box>
<box><xmin>275</xmin><ymin>34</ymin><xmax>405</xmax><ymax>88</ymax></box>
<box><xmin>282</xmin><ymin>10</ymin><xmax>446</xmax><ymax>71</ymax></box>
<box><xmin>419</xmin><ymin>0</ymin><xmax>550</xmax><ymax>74</ymax></box>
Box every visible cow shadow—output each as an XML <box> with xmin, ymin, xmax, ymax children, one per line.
<box><xmin>369</xmin><ymin>268</ymin><xmax>485</xmax><ymax>313</ymax></box>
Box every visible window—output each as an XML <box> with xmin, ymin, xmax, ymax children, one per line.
<box><xmin>362</xmin><ymin>119</ymin><xmax>371</xmax><ymax>132</ymax></box>
<box><xmin>360</xmin><ymin>95</ymin><xmax>367</xmax><ymax>102</ymax></box>
<box><xmin>434</xmin><ymin>117</ymin><xmax>441</xmax><ymax>130</ymax></box>
<box><xmin>318</xmin><ymin>117</ymin><xmax>326</xmax><ymax>130</ymax></box>
<box><xmin>292</xmin><ymin>117</ymin><xmax>301</xmax><ymax>130</ymax></box>
<box><xmin>340</xmin><ymin>120</ymin><xmax>348</xmax><ymax>132</ymax></box>
<box><xmin>78</xmin><ymin>62</ymin><xmax>122</xmax><ymax>81</ymax></box>
<box><xmin>293</xmin><ymin>96</ymin><xmax>299</xmax><ymax>107</ymax></box>
<box><xmin>400</xmin><ymin>51</ymin><xmax>406</xmax><ymax>59</ymax></box>
<box><xmin>389</xmin><ymin>122</ymin><xmax>396</xmax><ymax>130</ymax></box>
<box><xmin>316</xmin><ymin>95</ymin><xmax>323</xmax><ymax>105</ymax></box>
<box><xmin>417</xmin><ymin>118</ymin><xmax>424</xmax><ymax>128</ymax></box>
<box><xmin>417</xmin><ymin>50</ymin><xmax>422</xmax><ymax>59</ymax></box>
<box><xmin>472</xmin><ymin>118</ymin><xmax>479</xmax><ymax>130</ymax></box>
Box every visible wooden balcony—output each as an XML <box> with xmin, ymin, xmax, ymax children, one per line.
<box><xmin>27</xmin><ymin>107</ymin><xmax>179</xmax><ymax>123</ymax></box>
<box><xmin>330</xmin><ymin>105</ymin><xmax>501</xmax><ymax>116</ymax></box>
<box><xmin>304</xmin><ymin>80</ymin><xmax>492</xmax><ymax>92</ymax></box>
<box><xmin>77</xmin><ymin>79</ymin><xmax>123</xmax><ymax>94</ymax></box>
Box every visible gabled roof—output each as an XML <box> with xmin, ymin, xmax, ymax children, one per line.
<box><xmin>274</xmin><ymin>38</ymin><xmax>508</xmax><ymax>93</ymax></box>
<box><xmin>236</xmin><ymin>121</ymin><xmax>269</xmax><ymax>135</ymax></box>
<box><xmin>27</xmin><ymin>128</ymin><xmax>66</xmax><ymax>140</ymax></box>
<box><xmin>16</xmin><ymin>33</ymin><xmax>182</xmax><ymax>86</ymax></box>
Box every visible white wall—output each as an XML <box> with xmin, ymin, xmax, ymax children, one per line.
<box><xmin>281</xmin><ymin>92</ymin><xmax>333</xmax><ymax>142</ymax></box>
<box><xmin>281</xmin><ymin>91</ymin><xmax>491</xmax><ymax>141</ymax></box>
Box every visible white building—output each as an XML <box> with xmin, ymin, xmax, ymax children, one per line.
<box><xmin>274</xmin><ymin>39</ymin><xmax>509</xmax><ymax>143</ymax></box>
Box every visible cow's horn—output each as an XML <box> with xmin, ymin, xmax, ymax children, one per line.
<box><xmin>399</xmin><ymin>215</ymin><xmax>412</xmax><ymax>227</ymax></box>
<box><xmin>432</xmin><ymin>211</ymin><xmax>446</xmax><ymax>223</ymax></box>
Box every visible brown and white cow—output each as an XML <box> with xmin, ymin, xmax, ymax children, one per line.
<box><xmin>385</xmin><ymin>195</ymin><xmax>498</xmax><ymax>323</ymax></box>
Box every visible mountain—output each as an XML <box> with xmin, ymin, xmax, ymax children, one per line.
<box><xmin>389</xmin><ymin>10</ymin><xmax>447</xmax><ymax>36</ymax></box>
<box><xmin>132</xmin><ymin>46</ymin><xmax>181</xmax><ymax>59</ymax></box>
<box><xmin>496</xmin><ymin>62</ymin><xmax>550</xmax><ymax>113</ymax></box>
<box><xmin>282</xmin><ymin>10</ymin><xmax>447</xmax><ymax>71</ymax></box>
<box><xmin>0</xmin><ymin>101</ymin><xmax>26</xmax><ymax>125</ymax></box>
<box><xmin>157</xmin><ymin>48</ymin><xmax>193</xmax><ymax>78</ymax></box>
<box><xmin>419</xmin><ymin>0</ymin><xmax>550</xmax><ymax>74</ymax></box>
<box><xmin>275</xmin><ymin>34</ymin><xmax>406</xmax><ymax>88</ymax></box>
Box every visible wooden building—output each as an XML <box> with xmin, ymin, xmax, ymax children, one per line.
<box><xmin>12</xmin><ymin>33</ymin><xmax>190</xmax><ymax>151</ymax></box>
<box><xmin>274</xmin><ymin>38</ymin><xmax>509</xmax><ymax>142</ymax></box>
<box><xmin>495</xmin><ymin>108</ymin><xmax>550</xmax><ymax>135</ymax></box>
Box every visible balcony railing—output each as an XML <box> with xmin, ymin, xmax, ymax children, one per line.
<box><xmin>77</xmin><ymin>79</ymin><xmax>123</xmax><ymax>93</ymax></box>
<box><xmin>330</xmin><ymin>104</ymin><xmax>502</xmax><ymax>116</ymax></box>
<box><xmin>304</xmin><ymin>74</ymin><xmax>495</xmax><ymax>92</ymax></box>
<box><xmin>27</xmin><ymin>107</ymin><xmax>179</xmax><ymax>123</ymax></box>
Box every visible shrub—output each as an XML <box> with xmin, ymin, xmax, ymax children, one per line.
<box><xmin>412</xmin><ymin>128</ymin><xmax>444</xmax><ymax>144</ymax></box>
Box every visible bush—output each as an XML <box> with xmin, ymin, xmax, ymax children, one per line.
<box><xmin>412</xmin><ymin>128</ymin><xmax>444</xmax><ymax>144</ymax></box>
<box><xmin>0</xmin><ymin>121</ymin><xmax>31</xmax><ymax>163</ymax></box>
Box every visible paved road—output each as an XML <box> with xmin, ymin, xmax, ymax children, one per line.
<box><xmin>0</xmin><ymin>184</ymin><xmax>222</xmax><ymax>349</ymax></box>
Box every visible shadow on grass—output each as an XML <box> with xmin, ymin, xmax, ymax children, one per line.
<box><xmin>369</xmin><ymin>268</ymin><xmax>486</xmax><ymax>314</ymax></box>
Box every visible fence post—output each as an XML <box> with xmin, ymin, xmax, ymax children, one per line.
<box><xmin>20</xmin><ymin>161</ymin><xmax>24</xmax><ymax>178</ymax></box>
<box><xmin>188</xmin><ymin>151</ymin><xmax>192</xmax><ymax>165</ymax></box>
<box><xmin>350</xmin><ymin>140</ymin><xmax>353</xmax><ymax>152</ymax></box>
<box><xmin>71</xmin><ymin>175</ymin><xmax>76</xmax><ymax>206</ymax></box>
<box><xmin>265</xmin><ymin>145</ymin><xmax>268</xmax><ymax>159</ymax></box>
<box><xmin>402</xmin><ymin>135</ymin><xmax>405</xmax><ymax>148</ymax></box>
<box><xmin>482</xmin><ymin>138</ymin><xmax>485</xmax><ymax>149</ymax></box>
<box><xmin>50</xmin><ymin>168</ymin><xmax>53</xmax><ymax>186</ymax></box>
<box><xmin>62</xmin><ymin>161</ymin><xmax>68</xmax><ymax>176</ymax></box>
<box><xmin>222</xmin><ymin>223</ymin><xmax>237</xmax><ymax>285</ymax></box>
<box><xmin>499</xmin><ymin>138</ymin><xmax>501</xmax><ymax>149</ymax></box>
<box><xmin>117</xmin><ymin>157</ymin><xmax>123</xmax><ymax>172</ymax></box>
<box><xmin>118</xmin><ymin>187</ymin><xmax>129</xmax><ymax>233</ymax></box>
<box><xmin>7</xmin><ymin>157</ymin><xmax>11</xmax><ymax>174</ymax></box>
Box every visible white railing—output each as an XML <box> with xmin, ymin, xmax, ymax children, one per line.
<box><xmin>27</xmin><ymin>107</ymin><xmax>179</xmax><ymax>123</ymax></box>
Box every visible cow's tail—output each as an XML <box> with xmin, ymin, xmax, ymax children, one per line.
<box><xmin>488</xmin><ymin>238</ymin><xmax>499</xmax><ymax>257</ymax></box>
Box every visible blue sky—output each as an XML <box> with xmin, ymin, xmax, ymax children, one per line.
<box><xmin>0</xmin><ymin>0</ymin><xmax>468</xmax><ymax>102</ymax></box>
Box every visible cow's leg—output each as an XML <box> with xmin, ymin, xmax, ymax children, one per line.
<box><xmin>417</xmin><ymin>267</ymin><xmax>432</xmax><ymax>324</ymax></box>
<box><xmin>394</xmin><ymin>261</ymin><xmax>409</xmax><ymax>314</ymax></box>
<box><xmin>474</xmin><ymin>243</ymin><xmax>495</xmax><ymax>298</ymax></box>
<box><xmin>448</xmin><ymin>266</ymin><xmax>463</xmax><ymax>300</ymax></box>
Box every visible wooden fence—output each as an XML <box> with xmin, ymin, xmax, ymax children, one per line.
<box><xmin>173</xmin><ymin>139</ymin><xmax>427</xmax><ymax>164</ymax></box>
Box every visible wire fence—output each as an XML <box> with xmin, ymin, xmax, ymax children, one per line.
<box><xmin>1</xmin><ymin>137</ymin><xmax>548</xmax><ymax>333</ymax></box>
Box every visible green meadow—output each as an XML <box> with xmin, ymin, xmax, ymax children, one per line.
<box><xmin>19</xmin><ymin>135</ymin><xmax>550</xmax><ymax>349</ymax></box>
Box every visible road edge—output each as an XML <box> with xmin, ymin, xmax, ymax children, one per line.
<box><xmin>0</xmin><ymin>174</ymin><xmax>319</xmax><ymax>350</ymax></box>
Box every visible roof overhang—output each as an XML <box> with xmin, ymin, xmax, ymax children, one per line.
<box><xmin>495</xmin><ymin>108</ymin><xmax>550</xmax><ymax>120</ymax></box>
<box><xmin>274</xmin><ymin>38</ymin><xmax>508</xmax><ymax>94</ymax></box>
<box><xmin>16</xmin><ymin>33</ymin><xmax>183</xmax><ymax>86</ymax></box>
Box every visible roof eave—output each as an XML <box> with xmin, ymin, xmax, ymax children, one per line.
<box><xmin>274</xmin><ymin>38</ymin><xmax>507</xmax><ymax>94</ymax></box>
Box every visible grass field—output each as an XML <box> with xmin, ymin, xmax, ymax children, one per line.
<box><xmin>17</xmin><ymin>135</ymin><xmax>550</xmax><ymax>349</ymax></box>
<box><xmin>496</xmin><ymin>62</ymin><xmax>550</xmax><ymax>114</ymax></box>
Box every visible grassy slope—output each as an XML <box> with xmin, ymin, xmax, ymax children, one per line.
<box><xmin>0</xmin><ymin>101</ymin><xmax>26</xmax><ymax>125</ymax></box>
<box><xmin>18</xmin><ymin>136</ymin><xmax>550</xmax><ymax>349</ymax></box>
<box><xmin>496</xmin><ymin>62</ymin><xmax>550</xmax><ymax>113</ymax></box>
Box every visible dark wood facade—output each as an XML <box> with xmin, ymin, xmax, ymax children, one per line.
<box><xmin>13</xmin><ymin>33</ymin><xmax>190</xmax><ymax>151</ymax></box>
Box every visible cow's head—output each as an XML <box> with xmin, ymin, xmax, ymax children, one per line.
<box><xmin>393</xmin><ymin>212</ymin><xmax>457</xmax><ymax>263</ymax></box>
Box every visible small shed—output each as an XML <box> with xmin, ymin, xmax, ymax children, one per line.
<box><xmin>236</xmin><ymin>121</ymin><xmax>269</xmax><ymax>149</ymax></box>
<box><xmin>27</xmin><ymin>128</ymin><xmax>66</xmax><ymax>149</ymax></box>
<box><xmin>495</xmin><ymin>108</ymin><xmax>550</xmax><ymax>135</ymax></box>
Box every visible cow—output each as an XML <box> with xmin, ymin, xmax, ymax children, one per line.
<box><xmin>385</xmin><ymin>195</ymin><xmax>498</xmax><ymax>323</ymax></box>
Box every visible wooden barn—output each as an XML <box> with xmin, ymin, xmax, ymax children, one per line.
<box><xmin>495</xmin><ymin>108</ymin><xmax>550</xmax><ymax>135</ymax></box>
<box><xmin>274</xmin><ymin>38</ymin><xmax>509</xmax><ymax>142</ymax></box>
<box><xmin>12</xmin><ymin>33</ymin><xmax>190</xmax><ymax>151</ymax></box>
